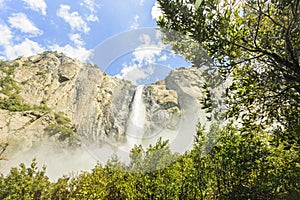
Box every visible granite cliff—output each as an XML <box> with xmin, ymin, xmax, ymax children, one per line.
<box><xmin>0</xmin><ymin>51</ymin><xmax>206</xmax><ymax>167</ymax></box>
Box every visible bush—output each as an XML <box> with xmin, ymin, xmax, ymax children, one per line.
<box><xmin>44</xmin><ymin>124</ymin><xmax>73</xmax><ymax>141</ymax></box>
<box><xmin>0</xmin><ymin>76</ymin><xmax>21</xmax><ymax>95</ymax></box>
<box><xmin>54</xmin><ymin>113</ymin><xmax>71</xmax><ymax>125</ymax></box>
<box><xmin>0</xmin><ymin>159</ymin><xmax>50</xmax><ymax>199</ymax></box>
<box><xmin>0</xmin><ymin>94</ymin><xmax>31</xmax><ymax>112</ymax></box>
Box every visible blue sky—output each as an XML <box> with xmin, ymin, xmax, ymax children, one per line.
<box><xmin>0</xmin><ymin>0</ymin><xmax>190</xmax><ymax>84</ymax></box>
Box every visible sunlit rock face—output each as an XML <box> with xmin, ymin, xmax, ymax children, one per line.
<box><xmin>143</xmin><ymin>67</ymin><xmax>205</xmax><ymax>135</ymax></box>
<box><xmin>0</xmin><ymin>51</ymin><xmax>206</xmax><ymax>158</ymax></box>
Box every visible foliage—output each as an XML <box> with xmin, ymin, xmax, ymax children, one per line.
<box><xmin>0</xmin><ymin>159</ymin><xmax>50</xmax><ymax>199</ymax></box>
<box><xmin>68</xmin><ymin>166</ymin><xmax>109</xmax><ymax>199</ymax></box>
<box><xmin>0</xmin><ymin>93</ymin><xmax>31</xmax><ymax>112</ymax></box>
<box><xmin>156</xmin><ymin>3</ymin><xmax>300</xmax><ymax>199</ymax></box>
<box><xmin>0</xmin><ymin>61</ymin><xmax>51</xmax><ymax>113</ymax></box>
<box><xmin>0</xmin><ymin>64</ymin><xmax>29</xmax><ymax>113</ymax></box>
<box><xmin>0</xmin><ymin>82</ymin><xmax>51</xmax><ymax>112</ymax></box>
<box><xmin>54</xmin><ymin>113</ymin><xmax>71</xmax><ymax>125</ymax></box>
<box><xmin>36</xmin><ymin>71</ymin><xmax>46</xmax><ymax>76</ymax></box>
<box><xmin>32</xmin><ymin>104</ymin><xmax>51</xmax><ymax>113</ymax></box>
<box><xmin>0</xmin><ymin>76</ymin><xmax>21</xmax><ymax>96</ymax></box>
<box><xmin>48</xmin><ymin>176</ymin><xmax>71</xmax><ymax>200</ymax></box>
<box><xmin>44</xmin><ymin>124</ymin><xmax>74</xmax><ymax>142</ymax></box>
<box><xmin>0</xmin><ymin>60</ymin><xmax>75</xmax><ymax>154</ymax></box>
<box><xmin>157</xmin><ymin>0</ymin><xmax>300</xmax><ymax>72</ymax></box>
<box><xmin>157</xmin><ymin>0</ymin><xmax>300</xmax><ymax>134</ymax></box>
<box><xmin>1</xmin><ymin>124</ymin><xmax>299</xmax><ymax>199</ymax></box>
<box><xmin>44</xmin><ymin>113</ymin><xmax>74</xmax><ymax>142</ymax></box>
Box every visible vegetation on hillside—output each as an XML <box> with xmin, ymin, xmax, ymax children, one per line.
<box><xmin>44</xmin><ymin>112</ymin><xmax>75</xmax><ymax>142</ymax></box>
<box><xmin>0</xmin><ymin>61</ymin><xmax>75</xmax><ymax>145</ymax></box>
<box><xmin>0</xmin><ymin>61</ymin><xmax>50</xmax><ymax>112</ymax></box>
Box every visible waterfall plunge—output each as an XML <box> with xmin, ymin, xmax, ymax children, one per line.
<box><xmin>126</xmin><ymin>85</ymin><xmax>146</xmax><ymax>147</ymax></box>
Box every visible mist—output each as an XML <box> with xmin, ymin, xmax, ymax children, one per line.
<box><xmin>0</xmin><ymin>142</ymin><xmax>97</xmax><ymax>181</ymax></box>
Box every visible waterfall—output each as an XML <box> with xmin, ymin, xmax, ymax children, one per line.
<box><xmin>126</xmin><ymin>85</ymin><xmax>146</xmax><ymax>147</ymax></box>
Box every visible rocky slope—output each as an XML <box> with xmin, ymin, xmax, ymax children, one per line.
<box><xmin>0</xmin><ymin>51</ymin><xmax>207</xmax><ymax>162</ymax></box>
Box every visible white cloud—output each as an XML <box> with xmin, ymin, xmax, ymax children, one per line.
<box><xmin>22</xmin><ymin>0</ymin><xmax>47</xmax><ymax>15</ymax></box>
<box><xmin>8</xmin><ymin>13</ymin><xmax>43</xmax><ymax>36</ymax></box>
<box><xmin>57</xmin><ymin>5</ymin><xmax>90</xmax><ymax>33</ymax></box>
<box><xmin>81</xmin><ymin>0</ymin><xmax>98</xmax><ymax>13</ymax></box>
<box><xmin>5</xmin><ymin>38</ymin><xmax>44</xmax><ymax>60</ymax></box>
<box><xmin>0</xmin><ymin>22</ymin><xmax>44</xmax><ymax>60</ymax></box>
<box><xmin>69</xmin><ymin>33</ymin><xmax>85</xmax><ymax>47</ymax></box>
<box><xmin>117</xmin><ymin>63</ymin><xmax>154</xmax><ymax>85</ymax></box>
<box><xmin>50</xmin><ymin>44</ymin><xmax>91</xmax><ymax>62</ymax></box>
<box><xmin>130</xmin><ymin>15</ymin><xmax>140</xmax><ymax>30</ymax></box>
<box><xmin>87</xmin><ymin>14</ymin><xmax>99</xmax><ymax>22</ymax></box>
<box><xmin>80</xmin><ymin>0</ymin><xmax>99</xmax><ymax>22</ymax></box>
<box><xmin>132</xmin><ymin>34</ymin><xmax>166</xmax><ymax>64</ymax></box>
<box><xmin>117</xmin><ymin>33</ymin><xmax>169</xmax><ymax>84</ymax></box>
<box><xmin>0</xmin><ymin>55</ymin><xmax>6</xmax><ymax>60</ymax></box>
<box><xmin>151</xmin><ymin>2</ymin><xmax>162</xmax><ymax>20</ymax></box>
<box><xmin>0</xmin><ymin>22</ymin><xmax>13</xmax><ymax>46</ymax></box>
<box><xmin>158</xmin><ymin>54</ymin><xmax>167</xmax><ymax>61</ymax></box>
<box><xmin>133</xmin><ymin>47</ymin><xmax>162</xmax><ymax>64</ymax></box>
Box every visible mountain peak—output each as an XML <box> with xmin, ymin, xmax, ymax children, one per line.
<box><xmin>0</xmin><ymin>52</ymin><xmax>206</xmax><ymax>178</ymax></box>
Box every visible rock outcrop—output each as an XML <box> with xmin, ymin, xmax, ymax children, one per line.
<box><xmin>0</xmin><ymin>51</ymin><xmax>207</xmax><ymax>160</ymax></box>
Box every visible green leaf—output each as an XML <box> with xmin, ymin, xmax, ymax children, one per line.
<box><xmin>195</xmin><ymin>0</ymin><xmax>203</xmax><ymax>9</ymax></box>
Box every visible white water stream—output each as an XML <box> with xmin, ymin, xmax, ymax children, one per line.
<box><xmin>126</xmin><ymin>85</ymin><xmax>146</xmax><ymax>148</ymax></box>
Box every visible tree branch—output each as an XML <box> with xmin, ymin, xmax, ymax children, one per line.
<box><xmin>221</xmin><ymin>54</ymin><xmax>265</xmax><ymax>69</ymax></box>
<box><xmin>285</xmin><ymin>14</ymin><xmax>300</xmax><ymax>73</ymax></box>
<box><xmin>254</xmin><ymin>0</ymin><xmax>263</xmax><ymax>48</ymax></box>
<box><xmin>247</xmin><ymin>1</ymin><xmax>286</xmax><ymax>29</ymax></box>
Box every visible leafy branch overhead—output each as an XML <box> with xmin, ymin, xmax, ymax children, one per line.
<box><xmin>157</xmin><ymin>0</ymin><xmax>300</xmax><ymax>136</ymax></box>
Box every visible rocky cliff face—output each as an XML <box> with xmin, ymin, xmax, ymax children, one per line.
<box><xmin>0</xmin><ymin>51</ymin><xmax>206</xmax><ymax>162</ymax></box>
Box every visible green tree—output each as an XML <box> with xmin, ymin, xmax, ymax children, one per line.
<box><xmin>127</xmin><ymin>139</ymin><xmax>181</xmax><ymax>199</ymax></box>
<box><xmin>68</xmin><ymin>165</ymin><xmax>109</xmax><ymax>199</ymax></box>
<box><xmin>157</xmin><ymin>0</ymin><xmax>300</xmax><ymax>133</ymax></box>
<box><xmin>157</xmin><ymin>2</ymin><xmax>300</xmax><ymax>197</ymax></box>
<box><xmin>0</xmin><ymin>159</ymin><xmax>50</xmax><ymax>200</ymax></box>
<box><xmin>190</xmin><ymin>122</ymin><xmax>299</xmax><ymax>199</ymax></box>
<box><xmin>48</xmin><ymin>176</ymin><xmax>71</xmax><ymax>200</ymax></box>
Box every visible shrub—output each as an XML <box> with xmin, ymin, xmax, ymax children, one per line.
<box><xmin>44</xmin><ymin>124</ymin><xmax>73</xmax><ymax>142</ymax></box>
<box><xmin>0</xmin><ymin>159</ymin><xmax>50</xmax><ymax>199</ymax></box>
<box><xmin>0</xmin><ymin>94</ymin><xmax>31</xmax><ymax>112</ymax></box>
<box><xmin>54</xmin><ymin>113</ymin><xmax>71</xmax><ymax>125</ymax></box>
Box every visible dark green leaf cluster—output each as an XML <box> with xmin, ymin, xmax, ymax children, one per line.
<box><xmin>0</xmin><ymin>94</ymin><xmax>31</xmax><ymax>112</ymax></box>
